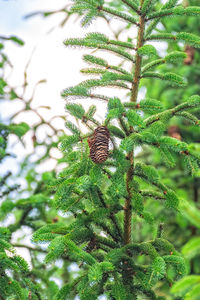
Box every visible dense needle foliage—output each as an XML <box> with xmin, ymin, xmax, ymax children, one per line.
<box><xmin>0</xmin><ymin>0</ymin><xmax>200</xmax><ymax>299</ymax></box>
<box><xmin>140</xmin><ymin>0</ymin><xmax>200</xmax><ymax>298</ymax></box>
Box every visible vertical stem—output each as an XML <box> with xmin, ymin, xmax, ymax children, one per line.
<box><xmin>124</xmin><ymin>152</ymin><xmax>134</xmax><ymax>244</ymax></box>
<box><xmin>124</xmin><ymin>0</ymin><xmax>145</xmax><ymax>245</ymax></box>
<box><xmin>131</xmin><ymin>7</ymin><xmax>145</xmax><ymax>102</ymax></box>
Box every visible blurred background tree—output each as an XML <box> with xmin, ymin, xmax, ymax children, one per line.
<box><xmin>139</xmin><ymin>0</ymin><xmax>200</xmax><ymax>298</ymax></box>
<box><xmin>140</xmin><ymin>0</ymin><xmax>200</xmax><ymax>268</ymax></box>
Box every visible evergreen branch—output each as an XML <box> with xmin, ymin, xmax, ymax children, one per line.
<box><xmin>146</xmin><ymin>32</ymin><xmax>200</xmax><ymax>48</ymax></box>
<box><xmin>164</xmin><ymin>0</ymin><xmax>180</xmax><ymax>9</ymax></box>
<box><xmin>142</xmin><ymin>58</ymin><xmax>165</xmax><ymax>73</ymax></box>
<box><xmin>140</xmin><ymin>190</ymin><xmax>165</xmax><ymax>200</ymax></box>
<box><xmin>94</xmin><ymin>221</ymin><xmax>121</xmax><ymax>243</ymax></box>
<box><xmin>63</xmin><ymin>82</ymin><xmax>131</xmax><ymax>102</ymax></box>
<box><xmin>144</xmin><ymin>95</ymin><xmax>200</xmax><ymax>126</ymax></box>
<box><xmin>106</xmin><ymin>39</ymin><xmax>136</xmax><ymax>50</ymax></box>
<box><xmin>13</xmin><ymin>244</ymin><xmax>48</xmax><ymax>253</ymax></box>
<box><xmin>124</xmin><ymin>99</ymin><xmax>164</xmax><ymax>113</ymax></box>
<box><xmin>64</xmin><ymin>38</ymin><xmax>135</xmax><ymax>62</ymax></box>
<box><xmin>173</xmin><ymin>95</ymin><xmax>200</xmax><ymax>113</ymax></box>
<box><xmin>133</xmin><ymin>285</ymin><xmax>158</xmax><ymax>299</ymax></box>
<box><xmin>81</xmin><ymin>67</ymin><xmax>132</xmax><ymax>80</ymax></box>
<box><xmin>176</xmin><ymin>111</ymin><xmax>199</xmax><ymax>125</ymax></box>
<box><xmin>98</xmin><ymin>244</ymin><xmax>111</xmax><ymax>253</ymax></box>
<box><xmin>106</xmin><ymin>65</ymin><xmax>131</xmax><ymax>75</ymax></box>
<box><xmin>80</xmin><ymin>68</ymin><xmax>106</xmax><ymax>75</ymax></box>
<box><xmin>142</xmin><ymin>72</ymin><xmax>186</xmax><ymax>87</ymax></box>
<box><xmin>78</xmin><ymin>78</ymin><xmax>131</xmax><ymax>90</ymax></box>
<box><xmin>109</xmin><ymin>213</ymin><xmax>123</xmax><ymax>243</ymax></box>
<box><xmin>119</xmin><ymin>117</ymin><xmax>130</xmax><ymax>136</ymax></box>
<box><xmin>81</xmin><ymin>114</ymin><xmax>100</xmax><ymax>127</ymax></box>
<box><xmin>96</xmin><ymin>235</ymin><xmax>119</xmax><ymax>249</ymax></box>
<box><xmin>125</xmin><ymin>241</ymin><xmax>159</xmax><ymax>259</ymax></box>
<box><xmin>146</xmin><ymin>6</ymin><xmax>200</xmax><ymax>21</ymax></box>
<box><xmin>101</xmin><ymin>6</ymin><xmax>139</xmax><ymax>26</ymax></box>
<box><xmin>144</xmin><ymin>112</ymin><xmax>169</xmax><ymax>126</ymax></box>
<box><xmin>89</xmin><ymin>93</ymin><xmax>110</xmax><ymax>102</ymax></box>
<box><xmin>97</xmin><ymin>189</ymin><xmax>123</xmax><ymax>241</ymax></box>
<box><xmin>83</xmin><ymin>54</ymin><xmax>131</xmax><ymax>75</ymax></box>
<box><xmin>101</xmin><ymin>71</ymin><xmax>133</xmax><ymax>83</ymax></box>
<box><xmin>151</xmin><ymin>238</ymin><xmax>177</xmax><ymax>255</ymax></box>
<box><xmin>146</xmin><ymin>33</ymin><xmax>177</xmax><ymax>42</ymax></box>
<box><xmin>142</xmin><ymin>51</ymin><xmax>187</xmax><ymax>73</ymax></box>
<box><xmin>137</xmin><ymin>44</ymin><xmax>157</xmax><ymax>57</ymax></box>
<box><xmin>98</xmin><ymin>45</ymin><xmax>135</xmax><ymax>62</ymax></box>
<box><xmin>85</xmin><ymin>32</ymin><xmax>136</xmax><ymax>50</ymax></box>
<box><xmin>121</xmin><ymin>0</ymin><xmax>141</xmax><ymax>15</ymax></box>
<box><xmin>134</xmin><ymin>171</ymin><xmax>168</xmax><ymax>193</ymax></box>
<box><xmin>145</xmin><ymin>0</ymin><xmax>180</xmax><ymax>37</ymax></box>
<box><xmin>83</xmin><ymin>54</ymin><xmax>108</xmax><ymax>67</ymax></box>
<box><xmin>141</xmin><ymin>0</ymin><xmax>157</xmax><ymax>15</ymax></box>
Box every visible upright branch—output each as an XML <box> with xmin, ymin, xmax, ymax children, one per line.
<box><xmin>124</xmin><ymin>0</ymin><xmax>145</xmax><ymax>245</ymax></box>
<box><xmin>124</xmin><ymin>151</ymin><xmax>134</xmax><ymax>244</ymax></box>
<box><xmin>131</xmin><ymin>1</ymin><xmax>145</xmax><ymax>103</ymax></box>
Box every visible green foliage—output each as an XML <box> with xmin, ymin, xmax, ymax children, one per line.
<box><xmin>0</xmin><ymin>227</ymin><xmax>38</xmax><ymax>299</ymax></box>
<box><xmin>150</xmin><ymin>257</ymin><xmax>166</xmax><ymax>283</ymax></box>
<box><xmin>88</xmin><ymin>261</ymin><xmax>114</xmax><ymax>282</ymax></box>
<box><xmin>109</xmin><ymin>281</ymin><xmax>128</xmax><ymax>300</ymax></box>
<box><xmin>138</xmin><ymin>45</ymin><xmax>158</xmax><ymax>57</ymax></box>
<box><xmin>147</xmin><ymin>32</ymin><xmax>200</xmax><ymax>48</ymax></box>
<box><xmin>9</xmin><ymin>36</ymin><xmax>24</xmax><ymax>46</ymax></box>
<box><xmin>142</xmin><ymin>72</ymin><xmax>187</xmax><ymax>87</ymax></box>
<box><xmin>126</xmin><ymin>110</ymin><xmax>145</xmax><ymax>128</ymax></box>
<box><xmin>64</xmin><ymin>35</ymin><xmax>135</xmax><ymax>62</ymax></box>
<box><xmin>171</xmin><ymin>275</ymin><xmax>200</xmax><ymax>298</ymax></box>
<box><xmin>147</xmin><ymin>6</ymin><xmax>200</xmax><ymax>20</ymax></box>
<box><xmin>182</xmin><ymin>237</ymin><xmax>200</xmax><ymax>259</ymax></box>
<box><xmin>179</xmin><ymin>199</ymin><xmax>200</xmax><ymax>228</ymax></box>
<box><xmin>54</xmin><ymin>284</ymin><xmax>71</xmax><ymax>300</ymax></box>
<box><xmin>124</xmin><ymin>98</ymin><xmax>164</xmax><ymax>114</ymax></box>
<box><xmin>66</xmin><ymin>103</ymin><xmax>85</xmax><ymax>119</ymax></box>
<box><xmin>108</xmin><ymin>125</ymin><xmax>126</xmax><ymax>138</ymax></box>
<box><xmin>1</xmin><ymin>0</ymin><xmax>200</xmax><ymax>299</ymax></box>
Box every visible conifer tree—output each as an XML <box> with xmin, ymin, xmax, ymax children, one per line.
<box><xmin>1</xmin><ymin>0</ymin><xmax>200</xmax><ymax>299</ymax></box>
<box><xmin>138</xmin><ymin>0</ymin><xmax>200</xmax><ymax>298</ymax></box>
<box><xmin>31</xmin><ymin>0</ymin><xmax>200</xmax><ymax>299</ymax></box>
